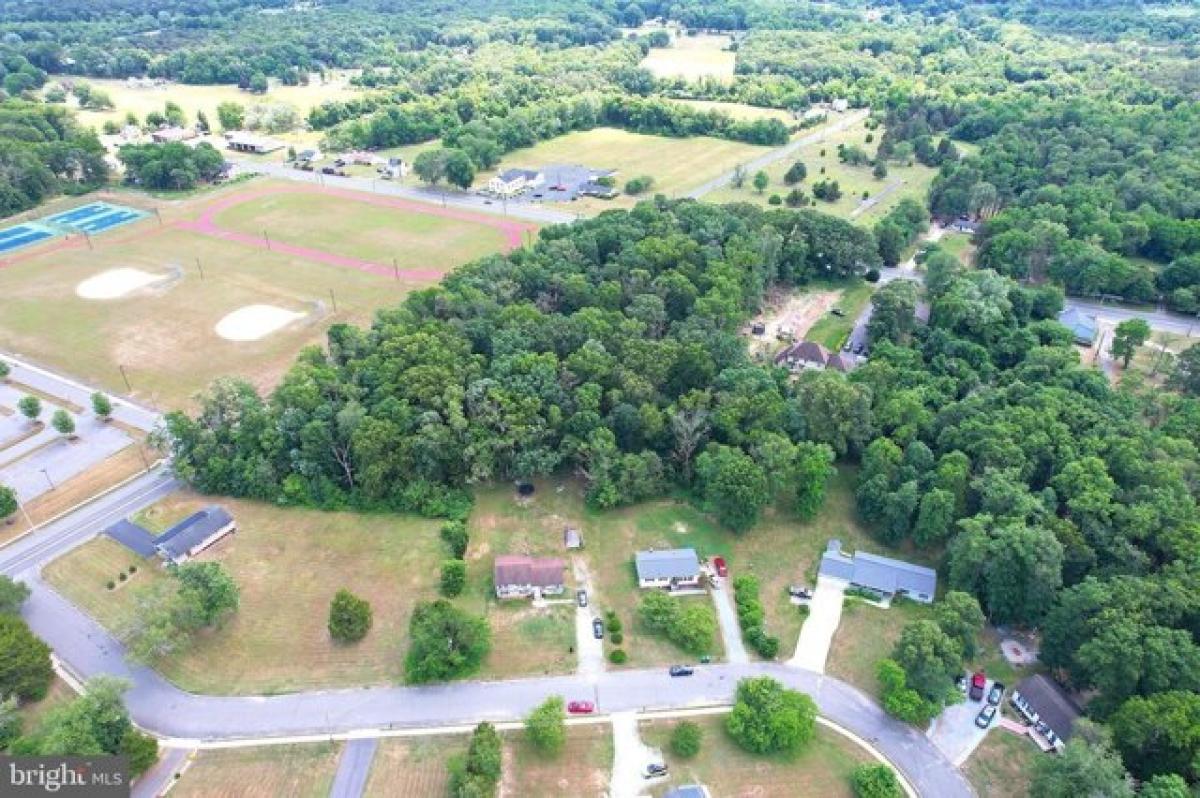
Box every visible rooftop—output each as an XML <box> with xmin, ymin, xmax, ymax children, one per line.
<box><xmin>494</xmin><ymin>555</ymin><xmax>565</xmax><ymax>588</ymax></box>
<box><xmin>819</xmin><ymin>539</ymin><xmax>936</xmax><ymax>597</ymax></box>
<box><xmin>635</xmin><ymin>548</ymin><xmax>700</xmax><ymax>581</ymax></box>
<box><xmin>1016</xmin><ymin>674</ymin><xmax>1081</xmax><ymax>740</ymax></box>
<box><xmin>155</xmin><ymin>506</ymin><xmax>234</xmax><ymax>561</ymax></box>
<box><xmin>498</xmin><ymin>168</ymin><xmax>541</xmax><ymax>182</ymax></box>
<box><xmin>775</xmin><ymin>340</ymin><xmax>830</xmax><ymax>366</ymax></box>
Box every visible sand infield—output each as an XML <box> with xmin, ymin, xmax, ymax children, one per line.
<box><xmin>75</xmin><ymin>268</ymin><xmax>169</xmax><ymax>300</ymax></box>
<box><xmin>215</xmin><ymin>304</ymin><xmax>306</xmax><ymax>342</ymax></box>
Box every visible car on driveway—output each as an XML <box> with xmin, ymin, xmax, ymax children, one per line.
<box><xmin>988</xmin><ymin>682</ymin><xmax>1005</xmax><ymax>705</ymax></box>
<box><xmin>567</xmin><ymin>700</ymin><xmax>594</xmax><ymax>714</ymax></box>
<box><xmin>975</xmin><ymin>704</ymin><xmax>997</xmax><ymax>728</ymax></box>
<box><xmin>969</xmin><ymin>671</ymin><xmax>986</xmax><ymax>701</ymax></box>
<box><xmin>592</xmin><ymin>618</ymin><xmax>604</xmax><ymax>639</ymax></box>
<box><xmin>577</xmin><ymin>589</ymin><xmax>588</xmax><ymax>608</ymax></box>
<box><xmin>643</xmin><ymin>763</ymin><xmax>668</xmax><ymax>778</ymax></box>
<box><xmin>669</xmin><ymin>665</ymin><xmax>694</xmax><ymax>677</ymax></box>
<box><xmin>713</xmin><ymin>557</ymin><xmax>728</xmax><ymax>577</ymax></box>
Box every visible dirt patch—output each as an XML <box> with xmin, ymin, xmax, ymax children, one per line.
<box><xmin>76</xmin><ymin>267</ymin><xmax>170</xmax><ymax>300</ymax></box>
<box><xmin>750</xmin><ymin>289</ymin><xmax>842</xmax><ymax>351</ymax></box>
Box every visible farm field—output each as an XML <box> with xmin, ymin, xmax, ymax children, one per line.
<box><xmin>476</xmin><ymin>127</ymin><xmax>772</xmax><ymax>215</ymax></box>
<box><xmin>640</xmin><ymin>34</ymin><xmax>737</xmax><ymax>82</ymax></box>
<box><xmin>52</xmin><ymin>73</ymin><xmax>361</xmax><ymax>132</ymax></box>
<box><xmin>501</xmin><ymin>722</ymin><xmax>612</xmax><ymax>797</ymax></box>
<box><xmin>0</xmin><ymin>180</ymin><xmax>523</xmax><ymax>409</ymax></box>
<box><xmin>45</xmin><ymin>494</ymin><xmax>445</xmax><ymax>694</ymax></box>
<box><xmin>705</xmin><ymin>116</ymin><xmax>939</xmax><ymax>222</ymax></box>
<box><xmin>172</xmin><ymin>743</ymin><xmax>342</xmax><ymax>798</ymax></box>
<box><xmin>363</xmin><ymin>736</ymin><xmax>463</xmax><ymax>797</ymax></box>
<box><xmin>641</xmin><ymin>714</ymin><xmax>871</xmax><ymax>797</ymax></box>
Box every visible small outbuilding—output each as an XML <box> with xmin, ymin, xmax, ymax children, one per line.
<box><xmin>154</xmin><ymin>506</ymin><xmax>237</xmax><ymax>565</ymax></box>
<box><xmin>635</xmin><ymin>548</ymin><xmax>701</xmax><ymax>590</ymax></box>
<box><xmin>564</xmin><ymin>526</ymin><xmax>583</xmax><ymax>550</ymax></box>
<box><xmin>226</xmin><ymin>131</ymin><xmax>284</xmax><ymax>154</ymax></box>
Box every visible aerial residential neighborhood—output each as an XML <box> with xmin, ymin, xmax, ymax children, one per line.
<box><xmin>1</xmin><ymin>2</ymin><xmax>1198</xmax><ymax>798</ymax></box>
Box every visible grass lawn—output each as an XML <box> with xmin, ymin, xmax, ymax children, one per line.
<box><xmin>16</xmin><ymin>677</ymin><xmax>77</xmax><ymax>737</ymax></box>
<box><xmin>672</xmin><ymin>99</ymin><xmax>794</xmax><ymax>125</ymax></box>
<box><xmin>363</xmin><ymin>736</ymin><xmax>463</xmax><ymax>797</ymax></box>
<box><xmin>476</xmin><ymin>127</ymin><xmax>771</xmax><ymax>215</ymax></box>
<box><xmin>640</xmin><ymin>34</ymin><xmax>736</xmax><ymax>82</ymax></box>
<box><xmin>56</xmin><ymin>73</ymin><xmax>360</xmax><ymax>132</ymax></box>
<box><xmin>804</xmin><ymin>281</ymin><xmax>874</xmax><ymax>350</ymax></box>
<box><xmin>826</xmin><ymin>597</ymin><xmax>938</xmax><ymax>699</ymax></box>
<box><xmin>46</xmin><ymin>494</ymin><xmax>446</xmax><ymax>694</ymax></box>
<box><xmin>213</xmin><ymin>189</ymin><xmax>512</xmax><ymax>269</ymax></box>
<box><xmin>173</xmin><ymin>743</ymin><xmax>342</xmax><ymax>798</ymax></box>
<box><xmin>501</xmin><ymin>723</ymin><xmax>612</xmax><ymax>797</ymax></box>
<box><xmin>936</xmin><ymin>232</ymin><xmax>975</xmax><ymax>266</ymax></box>
<box><xmin>705</xmin><ymin>116</ymin><xmax>938</xmax><ymax>223</ymax></box>
<box><xmin>0</xmin><ymin>181</ymin><xmax>458</xmax><ymax>410</ymax></box>
<box><xmin>641</xmin><ymin>714</ymin><xmax>871</xmax><ymax>797</ymax></box>
<box><xmin>964</xmin><ymin>729</ymin><xmax>1038</xmax><ymax>798</ymax></box>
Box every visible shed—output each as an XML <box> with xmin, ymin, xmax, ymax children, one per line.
<box><xmin>564</xmin><ymin>526</ymin><xmax>583</xmax><ymax>549</ymax></box>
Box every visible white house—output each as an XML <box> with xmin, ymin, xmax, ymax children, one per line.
<box><xmin>225</xmin><ymin>131</ymin><xmax>284</xmax><ymax>154</ymax></box>
<box><xmin>635</xmin><ymin>548</ymin><xmax>701</xmax><ymax>589</ymax></box>
<box><xmin>494</xmin><ymin>555</ymin><xmax>566</xmax><ymax>599</ymax></box>
<box><xmin>487</xmin><ymin>168</ymin><xmax>543</xmax><ymax>196</ymax></box>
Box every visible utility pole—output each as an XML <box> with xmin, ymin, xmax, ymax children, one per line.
<box><xmin>118</xmin><ymin>364</ymin><xmax>132</xmax><ymax>392</ymax></box>
<box><xmin>329</xmin><ymin>289</ymin><xmax>338</xmax><ymax>313</ymax></box>
<box><xmin>263</xmin><ymin>230</ymin><xmax>271</xmax><ymax>250</ymax></box>
<box><xmin>40</xmin><ymin>468</ymin><xmax>55</xmax><ymax>491</ymax></box>
<box><xmin>196</xmin><ymin>257</ymin><xmax>205</xmax><ymax>280</ymax></box>
<box><xmin>393</xmin><ymin>257</ymin><xmax>399</xmax><ymax>282</ymax></box>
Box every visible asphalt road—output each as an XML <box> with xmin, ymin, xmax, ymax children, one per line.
<box><xmin>240</xmin><ymin>161</ymin><xmax>577</xmax><ymax>226</ymax></box>
<box><xmin>328</xmin><ymin>737</ymin><xmax>378</xmax><ymax>798</ymax></box>
<box><xmin>1063</xmin><ymin>297</ymin><xmax>1200</xmax><ymax>337</ymax></box>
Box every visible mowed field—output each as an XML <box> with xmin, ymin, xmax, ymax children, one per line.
<box><xmin>0</xmin><ymin>180</ymin><xmax>526</xmax><ymax>409</ymax></box>
<box><xmin>641</xmin><ymin>715</ymin><xmax>872</xmax><ymax>798</ymax></box>
<box><xmin>706</xmin><ymin>115</ymin><xmax>939</xmax><ymax>222</ymax></box>
<box><xmin>45</xmin><ymin>494</ymin><xmax>445</xmax><ymax>694</ymax></box>
<box><xmin>172</xmin><ymin>743</ymin><xmax>342</xmax><ymax>798</ymax></box>
<box><xmin>640</xmin><ymin>34</ymin><xmax>737</xmax><ymax>82</ymax></box>
<box><xmin>54</xmin><ymin>74</ymin><xmax>360</xmax><ymax>132</ymax></box>
<box><xmin>673</xmin><ymin>99</ymin><xmax>795</xmax><ymax>125</ymax></box>
<box><xmin>477</xmin><ymin>127</ymin><xmax>772</xmax><ymax>215</ymax></box>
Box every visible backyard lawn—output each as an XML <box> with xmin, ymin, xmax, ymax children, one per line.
<box><xmin>501</xmin><ymin>722</ymin><xmax>612</xmax><ymax>797</ymax></box>
<box><xmin>641</xmin><ymin>714</ymin><xmax>871</xmax><ymax>798</ymax></box>
<box><xmin>46</xmin><ymin>494</ymin><xmax>445</xmax><ymax>694</ymax></box>
<box><xmin>172</xmin><ymin>743</ymin><xmax>342</xmax><ymax>798</ymax></box>
<box><xmin>964</xmin><ymin>729</ymin><xmax>1038</xmax><ymax>798</ymax></box>
<box><xmin>705</xmin><ymin>116</ymin><xmax>939</xmax><ymax>222</ymax></box>
<box><xmin>363</xmin><ymin>736</ymin><xmax>463</xmax><ymax>797</ymax></box>
<box><xmin>476</xmin><ymin>127</ymin><xmax>771</xmax><ymax>215</ymax></box>
<box><xmin>826</xmin><ymin>596</ymin><xmax>939</xmax><ymax>699</ymax></box>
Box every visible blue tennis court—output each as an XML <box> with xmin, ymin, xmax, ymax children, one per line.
<box><xmin>0</xmin><ymin>224</ymin><xmax>55</xmax><ymax>254</ymax></box>
<box><xmin>44</xmin><ymin>202</ymin><xmax>148</xmax><ymax>235</ymax></box>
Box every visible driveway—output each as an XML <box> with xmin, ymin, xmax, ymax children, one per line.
<box><xmin>572</xmin><ymin>558</ymin><xmax>605</xmax><ymax>679</ymax></box>
<box><xmin>788</xmin><ymin>576</ymin><xmax>846</xmax><ymax>673</ymax></box>
<box><xmin>609</xmin><ymin>711</ymin><xmax>663</xmax><ymax>798</ymax></box>
<box><xmin>710</xmin><ymin>580</ymin><xmax>749</xmax><ymax>664</ymax></box>
<box><xmin>329</xmin><ymin>737</ymin><xmax>378</xmax><ymax>798</ymax></box>
<box><xmin>927</xmin><ymin>680</ymin><xmax>998</xmax><ymax>765</ymax></box>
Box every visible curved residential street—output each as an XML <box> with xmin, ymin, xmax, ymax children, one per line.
<box><xmin>0</xmin><ymin>468</ymin><xmax>973</xmax><ymax>798</ymax></box>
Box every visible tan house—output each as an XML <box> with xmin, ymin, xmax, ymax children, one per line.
<box><xmin>494</xmin><ymin>555</ymin><xmax>566</xmax><ymax>599</ymax></box>
<box><xmin>775</xmin><ymin>340</ymin><xmax>831</xmax><ymax>372</ymax></box>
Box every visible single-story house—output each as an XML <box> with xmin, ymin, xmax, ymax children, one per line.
<box><xmin>1058</xmin><ymin>307</ymin><xmax>1098</xmax><ymax>346</ymax></box>
<box><xmin>949</xmin><ymin>217</ymin><xmax>980</xmax><ymax>234</ymax></box>
<box><xmin>225</xmin><ymin>131</ymin><xmax>284</xmax><ymax>154</ymax></box>
<box><xmin>154</xmin><ymin>506</ymin><xmax>237</xmax><ymax>565</ymax></box>
<box><xmin>103</xmin><ymin>520</ymin><xmax>158</xmax><ymax>558</ymax></box>
<box><xmin>775</xmin><ymin>340</ymin><xmax>831</xmax><ymax>372</ymax></box>
<box><xmin>564</xmin><ymin>526</ymin><xmax>583</xmax><ymax>550</ymax></box>
<box><xmin>1012</xmin><ymin>674</ymin><xmax>1080</xmax><ymax>749</ymax></box>
<box><xmin>801</xmin><ymin>107</ymin><xmax>828</xmax><ymax>123</ymax></box>
<box><xmin>487</xmin><ymin>168</ymin><xmax>543</xmax><ymax>196</ymax></box>
<box><xmin>831</xmin><ymin>98</ymin><xmax>850</xmax><ymax>112</ymax></box>
<box><xmin>494</xmin><ymin>555</ymin><xmax>566</xmax><ymax>599</ymax></box>
<box><xmin>151</xmin><ymin>126</ymin><xmax>198</xmax><ymax>144</ymax></box>
<box><xmin>635</xmin><ymin>548</ymin><xmax>701</xmax><ymax>590</ymax></box>
<box><xmin>818</xmin><ymin>539</ymin><xmax>936</xmax><ymax>603</ymax></box>
<box><xmin>579</xmin><ymin>181</ymin><xmax>618</xmax><ymax>199</ymax></box>
<box><xmin>381</xmin><ymin>157</ymin><xmax>408</xmax><ymax>178</ymax></box>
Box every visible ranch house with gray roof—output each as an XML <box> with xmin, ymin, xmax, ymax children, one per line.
<box><xmin>819</xmin><ymin>539</ymin><xmax>936</xmax><ymax>602</ymax></box>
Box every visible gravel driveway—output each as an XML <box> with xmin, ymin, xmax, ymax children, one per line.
<box><xmin>609</xmin><ymin>711</ymin><xmax>663</xmax><ymax>798</ymax></box>
<box><xmin>710</xmin><ymin>580</ymin><xmax>749</xmax><ymax>664</ymax></box>
<box><xmin>573</xmin><ymin>558</ymin><xmax>605</xmax><ymax>679</ymax></box>
<box><xmin>789</xmin><ymin>576</ymin><xmax>847</xmax><ymax>673</ymax></box>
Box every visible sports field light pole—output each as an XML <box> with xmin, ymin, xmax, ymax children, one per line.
<box><xmin>15</xmin><ymin>497</ymin><xmax>32</xmax><ymax>528</ymax></box>
<box><xmin>154</xmin><ymin>208</ymin><xmax>162</xmax><ymax>226</ymax></box>
<box><xmin>392</xmin><ymin>257</ymin><xmax>399</xmax><ymax>282</ymax></box>
<box><xmin>329</xmin><ymin>289</ymin><xmax>338</xmax><ymax>313</ymax></box>
<box><xmin>84</xmin><ymin>231</ymin><xmax>93</xmax><ymax>250</ymax></box>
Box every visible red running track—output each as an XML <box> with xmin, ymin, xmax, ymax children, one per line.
<box><xmin>175</xmin><ymin>183</ymin><xmax>536</xmax><ymax>281</ymax></box>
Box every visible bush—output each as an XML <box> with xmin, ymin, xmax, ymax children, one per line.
<box><xmin>440</xmin><ymin>559</ymin><xmax>467</xmax><ymax>597</ymax></box>
<box><xmin>610</xmin><ymin>631</ymin><xmax>624</xmax><ymax>645</ymax></box>
<box><xmin>0</xmin><ymin>614</ymin><xmax>53</xmax><ymax>701</ymax></box>
<box><xmin>768</xmin><ymin>194</ymin><xmax>782</xmax><ymax>205</ymax></box>
<box><xmin>128</xmin><ymin>565</ymin><xmax>137</xmax><ymax>574</ymax></box>
<box><xmin>118</xmin><ymin>572</ymin><xmax>127</xmax><ymax>582</ymax></box>
<box><xmin>624</xmin><ymin>175</ymin><xmax>655</xmax><ymax>195</ymax></box>
<box><xmin>638</xmin><ymin>592</ymin><xmax>715</xmax><ymax>655</ymax></box>
<box><xmin>605</xmin><ymin>613</ymin><xmax>622</xmax><ymax>633</ymax></box>
<box><xmin>727</xmin><ymin>677</ymin><xmax>817</xmax><ymax>755</ymax></box>
<box><xmin>864</xmin><ymin>269</ymin><xmax>881</xmax><ymax>284</ymax></box>
<box><xmin>328</xmin><ymin>589</ymin><xmax>373</xmax><ymax>643</ymax></box>
<box><xmin>106</xmin><ymin>581</ymin><xmax>115</xmax><ymax>590</ymax></box>
<box><xmin>405</xmin><ymin>600</ymin><xmax>490</xmax><ymax>683</ymax></box>
<box><xmin>609</xmin><ymin>649</ymin><xmax>627</xmax><ymax>664</ymax></box>
<box><xmin>670</xmin><ymin>721</ymin><xmax>703</xmax><ymax>758</ymax></box>
<box><xmin>440</xmin><ymin>520</ymin><xmax>469</xmax><ymax>558</ymax></box>
<box><xmin>733</xmin><ymin>575</ymin><xmax>778</xmax><ymax>659</ymax></box>
<box><xmin>851</xmin><ymin>763</ymin><xmax>903</xmax><ymax>798</ymax></box>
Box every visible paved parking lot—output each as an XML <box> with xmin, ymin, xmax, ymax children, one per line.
<box><xmin>927</xmin><ymin>677</ymin><xmax>1000</xmax><ymax>765</ymax></box>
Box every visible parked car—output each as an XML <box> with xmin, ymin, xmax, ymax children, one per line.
<box><xmin>669</xmin><ymin>665</ymin><xmax>694</xmax><ymax>677</ymax></box>
<box><xmin>592</xmin><ymin>618</ymin><xmax>604</xmax><ymax>639</ymax></box>
<box><xmin>830</xmin><ymin>308</ymin><xmax>846</xmax><ymax>317</ymax></box>
<box><xmin>969</xmin><ymin>671</ymin><xmax>987</xmax><ymax>701</ymax></box>
<box><xmin>333</xmin><ymin>158</ymin><xmax>346</xmax><ymax>167</ymax></box>
<box><xmin>975</xmin><ymin>704</ymin><xmax>997</xmax><ymax>729</ymax></box>
<box><xmin>643</xmin><ymin>763</ymin><xmax>668</xmax><ymax>778</ymax></box>
<box><xmin>853</xmin><ymin>343</ymin><xmax>865</xmax><ymax>355</ymax></box>
<box><xmin>576</xmin><ymin>589</ymin><xmax>588</xmax><ymax>608</ymax></box>
<box><xmin>713</xmin><ymin>557</ymin><xmax>728</xmax><ymax>577</ymax></box>
<box><xmin>567</xmin><ymin>700</ymin><xmax>594</xmax><ymax>714</ymax></box>
<box><xmin>987</xmin><ymin>682</ymin><xmax>1005</xmax><ymax>706</ymax></box>
<box><xmin>788</xmin><ymin>585</ymin><xmax>813</xmax><ymax>600</ymax></box>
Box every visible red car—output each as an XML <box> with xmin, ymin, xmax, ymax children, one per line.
<box><xmin>713</xmin><ymin>557</ymin><xmax>728</xmax><ymax>578</ymax></box>
<box><xmin>567</xmin><ymin>700</ymin><xmax>594</xmax><ymax>714</ymax></box>
<box><xmin>969</xmin><ymin>671</ymin><xmax>986</xmax><ymax>701</ymax></box>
